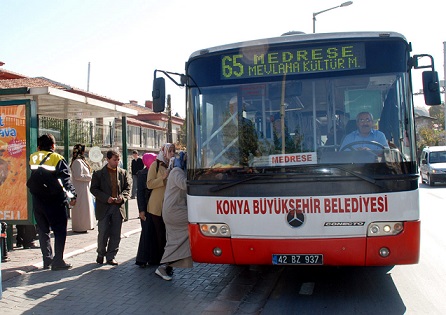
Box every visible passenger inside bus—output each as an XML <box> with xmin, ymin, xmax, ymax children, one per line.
<box><xmin>325</xmin><ymin>124</ymin><xmax>345</xmax><ymax>146</ymax></box>
<box><xmin>271</xmin><ymin>112</ymin><xmax>296</xmax><ymax>153</ymax></box>
<box><xmin>209</xmin><ymin>96</ymin><xmax>259</xmax><ymax>167</ymax></box>
<box><xmin>324</xmin><ymin>112</ymin><xmax>349</xmax><ymax>147</ymax></box>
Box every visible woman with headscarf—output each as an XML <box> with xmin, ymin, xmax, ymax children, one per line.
<box><xmin>146</xmin><ymin>143</ymin><xmax>175</xmax><ymax>265</ymax></box>
<box><xmin>155</xmin><ymin>152</ymin><xmax>191</xmax><ymax>281</ymax></box>
<box><xmin>70</xmin><ymin>144</ymin><xmax>95</xmax><ymax>233</ymax></box>
<box><xmin>135</xmin><ymin>152</ymin><xmax>157</xmax><ymax>267</ymax></box>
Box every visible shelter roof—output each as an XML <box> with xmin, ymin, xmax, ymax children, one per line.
<box><xmin>0</xmin><ymin>75</ymin><xmax>136</xmax><ymax>119</ymax></box>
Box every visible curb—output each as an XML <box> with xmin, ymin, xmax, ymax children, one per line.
<box><xmin>31</xmin><ymin>227</ymin><xmax>142</xmax><ymax>269</ymax></box>
<box><xmin>6</xmin><ymin>228</ymin><xmax>142</xmax><ymax>280</ymax></box>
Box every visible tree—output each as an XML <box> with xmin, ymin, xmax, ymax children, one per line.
<box><xmin>417</xmin><ymin>104</ymin><xmax>446</xmax><ymax>152</ymax></box>
<box><xmin>176</xmin><ymin>120</ymin><xmax>186</xmax><ymax>150</ymax></box>
<box><xmin>429</xmin><ymin>104</ymin><xmax>445</xmax><ymax>131</ymax></box>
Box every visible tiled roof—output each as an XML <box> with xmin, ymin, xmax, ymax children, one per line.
<box><xmin>0</xmin><ymin>69</ymin><xmax>29</xmax><ymax>79</ymax></box>
<box><xmin>122</xmin><ymin>103</ymin><xmax>154</xmax><ymax>114</ymax></box>
<box><xmin>0</xmin><ymin>77</ymin><xmax>63</xmax><ymax>89</ymax></box>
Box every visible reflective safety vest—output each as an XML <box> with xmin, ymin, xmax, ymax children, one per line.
<box><xmin>29</xmin><ymin>151</ymin><xmax>65</xmax><ymax>171</ymax></box>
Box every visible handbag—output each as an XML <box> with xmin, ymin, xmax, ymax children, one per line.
<box><xmin>26</xmin><ymin>153</ymin><xmax>64</xmax><ymax>197</ymax></box>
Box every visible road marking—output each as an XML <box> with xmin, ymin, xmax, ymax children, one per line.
<box><xmin>299</xmin><ymin>282</ymin><xmax>315</xmax><ymax>295</ymax></box>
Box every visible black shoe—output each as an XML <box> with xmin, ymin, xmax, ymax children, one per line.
<box><xmin>96</xmin><ymin>256</ymin><xmax>104</xmax><ymax>264</ymax></box>
<box><xmin>51</xmin><ymin>263</ymin><xmax>72</xmax><ymax>271</ymax></box>
<box><xmin>106</xmin><ymin>259</ymin><xmax>118</xmax><ymax>266</ymax></box>
<box><xmin>166</xmin><ymin>266</ymin><xmax>174</xmax><ymax>276</ymax></box>
<box><xmin>43</xmin><ymin>259</ymin><xmax>53</xmax><ymax>269</ymax></box>
<box><xmin>23</xmin><ymin>243</ymin><xmax>39</xmax><ymax>249</ymax></box>
<box><xmin>135</xmin><ymin>261</ymin><xmax>147</xmax><ymax>268</ymax></box>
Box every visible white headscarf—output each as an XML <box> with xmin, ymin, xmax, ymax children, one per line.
<box><xmin>157</xmin><ymin>143</ymin><xmax>174</xmax><ymax>164</ymax></box>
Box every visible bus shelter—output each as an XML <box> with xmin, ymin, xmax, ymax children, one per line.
<box><xmin>0</xmin><ymin>87</ymin><xmax>137</xmax><ymax>249</ymax></box>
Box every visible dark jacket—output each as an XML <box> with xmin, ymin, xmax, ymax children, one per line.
<box><xmin>136</xmin><ymin>167</ymin><xmax>149</xmax><ymax>213</ymax></box>
<box><xmin>29</xmin><ymin>150</ymin><xmax>76</xmax><ymax>203</ymax></box>
<box><xmin>90</xmin><ymin>165</ymin><xmax>131</xmax><ymax>221</ymax></box>
<box><xmin>131</xmin><ymin>158</ymin><xmax>144</xmax><ymax>175</ymax></box>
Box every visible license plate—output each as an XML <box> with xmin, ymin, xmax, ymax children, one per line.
<box><xmin>272</xmin><ymin>254</ymin><xmax>323</xmax><ymax>265</ymax></box>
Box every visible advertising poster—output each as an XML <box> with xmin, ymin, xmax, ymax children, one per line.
<box><xmin>0</xmin><ymin>104</ymin><xmax>27</xmax><ymax>221</ymax></box>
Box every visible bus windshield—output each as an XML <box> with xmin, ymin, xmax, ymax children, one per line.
<box><xmin>190</xmin><ymin>72</ymin><xmax>414</xmax><ymax>176</ymax></box>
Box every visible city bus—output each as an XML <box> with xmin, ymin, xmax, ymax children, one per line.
<box><xmin>152</xmin><ymin>32</ymin><xmax>441</xmax><ymax>266</ymax></box>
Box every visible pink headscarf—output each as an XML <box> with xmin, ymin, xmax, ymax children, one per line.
<box><xmin>142</xmin><ymin>153</ymin><xmax>157</xmax><ymax>168</ymax></box>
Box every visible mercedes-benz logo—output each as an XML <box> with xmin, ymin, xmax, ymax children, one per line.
<box><xmin>286</xmin><ymin>209</ymin><xmax>305</xmax><ymax>228</ymax></box>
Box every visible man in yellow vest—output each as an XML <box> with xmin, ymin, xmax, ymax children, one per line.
<box><xmin>29</xmin><ymin>134</ymin><xmax>77</xmax><ymax>270</ymax></box>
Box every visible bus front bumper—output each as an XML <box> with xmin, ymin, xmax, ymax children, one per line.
<box><xmin>188</xmin><ymin>221</ymin><xmax>420</xmax><ymax>266</ymax></box>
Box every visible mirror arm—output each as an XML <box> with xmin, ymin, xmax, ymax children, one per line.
<box><xmin>412</xmin><ymin>54</ymin><xmax>435</xmax><ymax>71</ymax></box>
<box><xmin>154</xmin><ymin>69</ymin><xmax>186</xmax><ymax>87</ymax></box>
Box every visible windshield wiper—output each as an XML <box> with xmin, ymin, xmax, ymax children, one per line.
<box><xmin>210</xmin><ymin>175</ymin><xmax>261</xmax><ymax>192</ymax></box>
<box><xmin>334</xmin><ymin>166</ymin><xmax>387</xmax><ymax>189</ymax></box>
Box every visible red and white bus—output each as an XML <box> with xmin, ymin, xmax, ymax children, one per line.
<box><xmin>153</xmin><ymin>32</ymin><xmax>441</xmax><ymax>266</ymax></box>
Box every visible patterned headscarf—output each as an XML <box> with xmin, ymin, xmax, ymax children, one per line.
<box><xmin>156</xmin><ymin>143</ymin><xmax>174</xmax><ymax>165</ymax></box>
<box><xmin>70</xmin><ymin>144</ymin><xmax>91</xmax><ymax>172</ymax></box>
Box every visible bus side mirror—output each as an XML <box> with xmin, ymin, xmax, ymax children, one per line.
<box><xmin>152</xmin><ymin>77</ymin><xmax>166</xmax><ymax>112</ymax></box>
<box><xmin>422</xmin><ymin>71</ymin><xmax>441</xmax><ymax>105</ymax></box>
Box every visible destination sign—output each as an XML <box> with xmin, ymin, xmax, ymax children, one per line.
<box><xmin>221</xmin><ymin>43</ymin><xmax>365</xmax><ymax>79</ymax></box>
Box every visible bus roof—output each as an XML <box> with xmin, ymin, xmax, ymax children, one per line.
<box><xmin>188</xmin><ymin>31</ymin><xmax>407</xmax><ymax>60</ymax></box>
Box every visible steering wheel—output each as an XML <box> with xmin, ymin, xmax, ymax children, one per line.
<box><xmin>340</xmin><ymin>140</ymin><xmax>387</xmax><ymax>152</ymax></box>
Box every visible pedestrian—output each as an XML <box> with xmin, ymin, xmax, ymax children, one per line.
<box><xmin>155</xmin><ymin>152</ymin><xmax>192</xmax><ymax>281</ymax></box>
<box><xmin>147</xmin><ymin>143</ymin><xmax>175</xmax><ymax>265</ymax></box>
<box><xmin>135</xmin><ymin>152</ymin><xmax>157</xmax><ymax>267</ymax></box>
<box><xmin>131</xmin><ymin>150</ymin><xmax>144</xmax><ymax>199</ymax></box>
<box><xmin>28</xmin><ymin>134</ymin><xmax>77</xmax><ymax>270</ymax></box>
<box><xmin>90</xmin><ymin>149</ymin><xmax>131</xmax><ymax>266</ymax></box>
<box><xmin>70</xmin><ymin>144</ymin><xmax>95</xmax><ymax>233</ymax></box>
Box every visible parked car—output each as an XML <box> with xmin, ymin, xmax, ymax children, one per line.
<box><xmin>420</xmin><ymin>146</ymin><xmax>446</xmax><ymax>186</ymax></box>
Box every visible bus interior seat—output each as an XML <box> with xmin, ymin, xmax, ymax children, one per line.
<box><xmin>338</xmin><ymin>120</ymin><xmax>357</xmax><ymax>145</ymax></box>
<box><xmin>345</xmin><ymin>120</ymin><xmax>357</xmax><ymax>135</ymax></box>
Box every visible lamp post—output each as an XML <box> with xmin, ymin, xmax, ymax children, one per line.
<box><xmin>313</xmin><ymin>1</ymin><xmax>353</xmax><ymax>33</ymax></box>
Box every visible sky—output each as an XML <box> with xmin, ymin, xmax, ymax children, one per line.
<box><xmin>1</xmin><ymin>0</ymin><xmax>445</xmax><ymax>118</ymax></box>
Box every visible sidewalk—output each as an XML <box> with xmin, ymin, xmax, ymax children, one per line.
<box><xmin>1</xmin><ymin>199</ymin><xmax>281</xmax><ymax>314</ymax></box>
<box><xmin>1</xmin><ymin>199</ymin><xmax>142</xmax><ymax>282</ymax></box>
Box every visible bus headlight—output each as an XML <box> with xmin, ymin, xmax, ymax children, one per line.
<box><xmin>200</xmin><ymin>223</ymin><xmax>231</xmax><ymax>237</ymax></box>
<box><xmin>367</xmin><ymin>222</ymin><xmax>404</xmax><ymax>236</ymax></box>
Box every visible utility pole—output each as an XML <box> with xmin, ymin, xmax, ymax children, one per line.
<box><xmin>87</xmin><ymin>62</ymin><xmax>91</xmax><ymax>92</ymax></box>
<box><xmin>167</xmin><ymin>94</ymin><xmax>173</xmax><ymax>143</ymax></box>
<box><xmin>443</xmin><ymin>42</ymin><xmax>446</xmax><ymax>135</ymax></box>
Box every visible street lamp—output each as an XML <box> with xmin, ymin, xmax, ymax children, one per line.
<box><xmin>313</xmin><ymin>1</ymin><xmax>353</xmax><ymax>33</ymax></box>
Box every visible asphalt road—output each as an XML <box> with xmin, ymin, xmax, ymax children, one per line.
<box><xmin>260</xmin><ymin>183</ymin><xmax>446</xmax><ymax>314</ymax></box>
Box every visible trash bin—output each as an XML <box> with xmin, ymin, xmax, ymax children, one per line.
<box><xmin>0</xmin><ymin>242</ymin><xmax>2</xmax><ymax>299</ymax></box>
<box><xmin>0</xmin><ymin>221</ymin><xmax>8</xmax><ymax>299</ymax></box>
<box><xmin>1</xmin><ymin>222</ymin><xmax>8</xmax><ymax>263</ymax></box>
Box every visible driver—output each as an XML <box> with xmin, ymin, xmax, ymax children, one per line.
<box><xmin>340</xmin><ymin>112</ymin><xmax>389</xmax><ymax>151</ymax></box>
